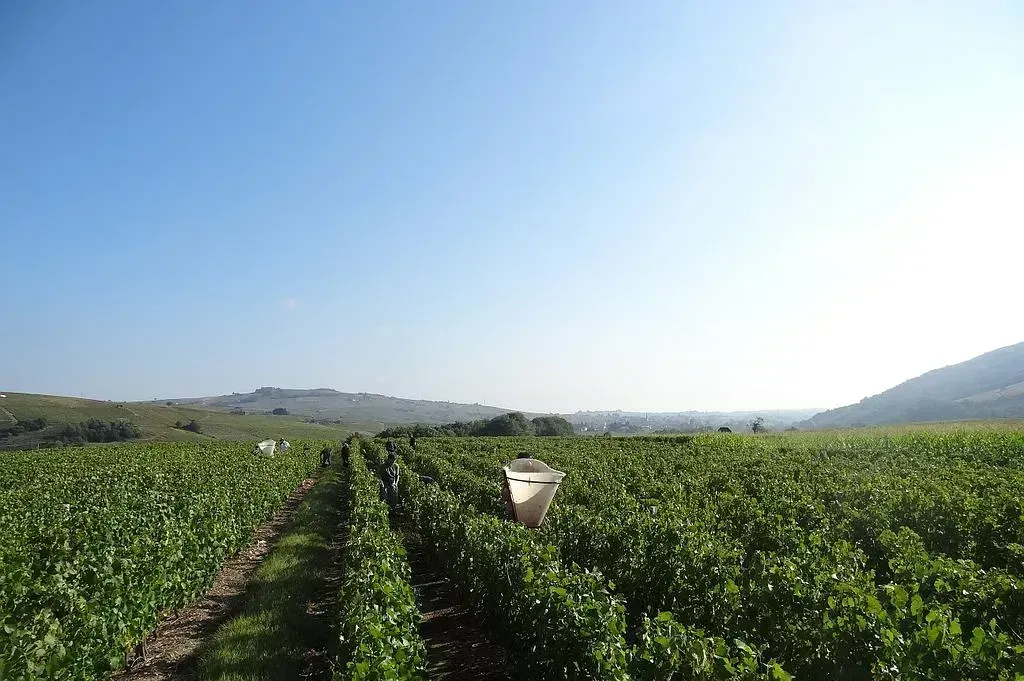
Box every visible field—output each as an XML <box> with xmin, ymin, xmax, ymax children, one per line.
<box><xmin>0</xmin><ymin>440</ymin><xmax>327</xmax><ymax>679</ymax></box>
<box><xmin>0</xmin><ymin>393</ymin><xmax>368</xmax><ymax>450</ymax></box>
<box><xmin>1</xmin><ymin>429</ymin><xmax>1023</xmax><ymax>680</ymax></box>
<box><xmin>396</xmin><ymin>431</ymin><xmax>1024</xmax><ymax>679</ymax></box>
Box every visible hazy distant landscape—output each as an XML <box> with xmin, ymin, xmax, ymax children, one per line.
<box><xmin>801</xmin><ymin>341</ymin><xmax>1024</xmax><ymax>428</ymax></box>
<box><xmin>5</xmin><ymin>341</ymin><xmax>1024</xmax><ymax>450</ymax></box>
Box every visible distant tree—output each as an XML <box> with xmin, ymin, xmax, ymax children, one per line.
<box><xmin>182</xmin><ymin>419</ymin><xmax>202</xmax><ymax>434</ymax></box>
<box><xmin>59</xmin><ymin>419</ymin><xmax>139</xmax><ymax>444</ymax></box>
<box><xmin>750</xmin><ymin>417</ymin><xmax>765</xmax><ymax>433</ymax></box>
<box><xmin>532</xmin><ymin>416</ymin><xmax>575</xmax><ymax>436</ymax></box>
<box><xmin>165</xmin><ymin>401</ymin><xmax>173</xmax><ymax>407</ymax></box>
<box><xmin>718</xmin><ymin>426</ymin><xmax>732</xmax><ymax>433</ymax></box>
<box><xmin>272</xmin><ymin>408</ymin><xmax>289</xmax><ymax>416</ymax></box>
<box><xmin>481</xmin><ymin>412</ymin><xmax>535</xmax><ymax>436</ymax></box>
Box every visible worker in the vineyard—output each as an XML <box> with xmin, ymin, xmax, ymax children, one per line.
<box><xmin>386</xmin><ymin>439</ymin><xmax>398</xmax><ymax>457</ymax></box>
<box><xmin>320</xmin><ymin>444</ymin><xmax>332</xmax><ymax>467</ymax></box>
<box><xmin>278</xmin><ymin>438</ymin><xmax>290</xmax><ymax>454</ymax></box>
<box><xmin>379</xmin><ymin>450</ymin><xmax>401</xmax><ymax>511</ymax></box>
<box><xmin>341</xmin><ymin>440</ymin><xmax>351</xmax><ymax>467</ymax></box>
<box><xmin>409</xmin><ymin>433</ymin><xmax>417</xmax><ymax>451</ymax></box>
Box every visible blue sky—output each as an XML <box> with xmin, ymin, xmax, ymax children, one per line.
<box><xmin>2</xmin><ymin>1</ymin><xmax>1023</xmax><ymax>412</ymax></box>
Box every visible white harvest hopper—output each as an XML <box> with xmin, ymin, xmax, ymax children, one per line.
<box><xmin>503</xmin><ymin>458</ymin><xmax>565</xmax><ymax>528</ymax></box>
<box><xmin>257</xmin><ymin>439</ymin><xmax>277</xmax><ymax>457</ymax></box>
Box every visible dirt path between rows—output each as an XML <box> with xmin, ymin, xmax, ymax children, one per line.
<box><xmin>296</xmin><ymin>473</ymin><xmax>350</xmax><ymax>681</ymax></box>
<box><xmin>110</xmin><ymin>476</ymin><xmax>321</xmax><ymax>681</ymax></box>
<box><xmin>401</xmin><ymin>530</ymin><xmax>515</xmax><ymax>681</ymax></box>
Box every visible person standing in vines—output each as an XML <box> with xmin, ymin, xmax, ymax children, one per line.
<box><xmin>341</xmin><ymin>440</ymin><xmax>350</xmax><ymax>467</ymax></box>
<box><xmin>379</xmin><ymin>450</ymin><xmax>401</xmax><ymax>511</ymax></box>
<box><xmin>409</xmin><ymin>433</ymin><xmax>417</xmax><ymax>451</ymax></box>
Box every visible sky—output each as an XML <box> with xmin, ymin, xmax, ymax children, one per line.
<box><xmin>2</xmin><ymin>1</ymin><xmax>1023</xmax><ymax>413</ymax></box>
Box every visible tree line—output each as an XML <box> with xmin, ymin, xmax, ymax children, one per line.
<box><xmin>376</xmin><ymin>412</ymin><xmax>575</xmax><ymax>439</ymax></box>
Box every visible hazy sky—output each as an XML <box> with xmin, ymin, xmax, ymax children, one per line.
<box><xmin>2</xmin><ymin>2</ymin><xmax>1023</xmax><ymax>413</ymax></box>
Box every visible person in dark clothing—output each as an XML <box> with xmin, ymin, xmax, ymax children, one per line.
<box><xmin>409</xmin><ymin>434</ymin><xmax>417</xmax><ymax>451</ymax></box>
<box><xmin>341</xmin><ymin>442</ymin><xmax>351</xmax><ymax>467</ymax></box>
<box><xmin>320</xmin><ymin>445</ymin><xmax>332</xmax><ymax>467</ymax></box>
<box><xmin>386</xmin><ymin>439</ymin><xmax>398</xmax><ymax>457</ymax></box>
<box><xmin>379</xmin><ymin>452</ymin><xmax>400</xmax><ymax>510</ymax></box>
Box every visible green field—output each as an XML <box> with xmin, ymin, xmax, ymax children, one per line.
<box><xmin>397</xmin><ymin>430</ymin><xmax>1024</xmax><ymax>679</ymax></box>
<box><xmin>3</xmin><ymin>429</ymin><xmax>1023</xmax><ymax>680</ymax></box>
<box><xmin>0</xmin><ymin>440</ymin><xmax>328</xmax><ymax>679</ymax></box>
<box><xmin>0</xmin><ymin>392</ymin><xmax>375</xmax><ymax>450</ymax></box>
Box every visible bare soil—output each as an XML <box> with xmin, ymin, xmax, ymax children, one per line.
<box><xmin>110</xmin><ymin>476</ymin><xmax>320</xmax><ymax>681</ymax></box>
<box><xmin>403</xmin><ymin>533</ymin><xmax>516</xmax><ymax>681</ymax></box>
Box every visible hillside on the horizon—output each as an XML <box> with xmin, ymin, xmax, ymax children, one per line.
<box><xmin>802</xmin><ymin>341</ymin><xmax>1024</xmax><ymax>429</ymax></box>
<box><xmin>157</xmin><ymin>387</ymin><xmax>820</xmax><ymax>432</ymax></box>
<box><xmin>156</xmin><ymin>387</ymin><xmax>524</xmax><ymax>425</ymax></box>
<box><xmin>0</xmin><ymin>392</ymin><xmax>353</xmax><ymax>451</ymax></box>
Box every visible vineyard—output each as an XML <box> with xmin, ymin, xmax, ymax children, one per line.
<box><xmin>395</xmin><ymin>432</ymin><xmax>1024</xmax><ymax>680</ymax></box>
<box><xmin>1</xmin><ymin>431</ymin><xmax>1023</xmax><ymax>680</ymax></box>
<box><xmin>0</xmin><ymin>441</ymin><xmax>325</xmax><ymax>679</ymax></box>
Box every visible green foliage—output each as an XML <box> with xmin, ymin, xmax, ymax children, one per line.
<box><xmin>377</xmin><ymin>411</ymin><xmax>561</xmax><ymax>439</ymax></box>
<box><xmin>58</xmin><ymin>418</ymin><xmax>140</xmax><ymax>443</ymax></box>
<box><xmin>480</xmin><ymin>411</ymin><xmax>534</xmax><ymax>436</ymax></box>
<box><xmin>532</xmin><ymin>415</ymin><xmax>575</xmax><ymax>436</ymax></box>
<box><xmin>383</xmin><ymin>439</ymin><xmax>631</xmax><ymax>681</ymax></box>
<box><xmin>0</xmin><ymin>441</ymin><xmax>322</xmax><ymax>680</ymax></box>
<box><xmin>271</xmin><ymin>408</ymin><xmax>289</xmax><ymax>416</ymax></box>
<box><xmin>334</xmin><ymin>444</ymin><xmax>426</xmax><ymax>680</ymax></box>
<box><xmin>633</xmin><ymin>612</ymin><xmax>770</xmax><ymax>680</ymax></box>
<box><xmin>405</xmin><ymin>432</ymin><xmax>1024</xmax><ymax>680</ymax></box>
<box><xmin>0</xmin><ymin>417</ymin><xmax>47</xmax><ymax>438</ymax></box>
<box><xmin>404</xmin><ymin>449</ymin><xmax>504</xmax><ymax>516</ymax></box>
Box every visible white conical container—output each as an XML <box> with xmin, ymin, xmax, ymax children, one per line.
<box><xmin>257</xmin><ymin>439</ymin><xmax>277</xmax><ymax>457</ymax></box>
<box><xmin>503</xmin><ymin>458</ymin><xmax>565</xmax><ymax>528</ymax></box>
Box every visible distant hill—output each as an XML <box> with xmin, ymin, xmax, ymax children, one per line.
<box><xmin>156</xmin><ymin>387</ymin><xmax>524</xmax><ymax>425</ymax></box>
<box><xmin>802</xmin><ymin>342</ymin><xmax>1024</xmax><ymax>429</ymax></box>
<box><xmin>0</xmin><ymin>392</ymin><xmax>354</xmax><ymax>451</ymax></box>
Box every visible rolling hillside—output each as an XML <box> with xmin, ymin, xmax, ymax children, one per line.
<box><xmin>0</xmin><ymin>392</ymin><xmax>356</xmax><ymax>451</ymax></box>
<box><xmin>157</xmin><ymin>387</ymin><xmax>525</xmax><ymax>424</ymax></box>
<box><xmin>802</xmin><ymin>342</ymin><xmax>1024</xmax><ymax>428</ymax></box>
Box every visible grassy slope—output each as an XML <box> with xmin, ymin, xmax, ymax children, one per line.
<box><xmin>195</xmin><ymin>466</ymin><xmax>344</xmax><ymax>681</ymax></box>
<box><xmin>164</xmin><ymin>388</ymin><xmax>520</xmax><ymax>425</ymax></box>
<box><xmin>0</xmin><ymin>393</ymin><xmax>377</xmax><ymax>450</ymax></box>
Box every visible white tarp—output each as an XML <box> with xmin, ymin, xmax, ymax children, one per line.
<box><xmin>257</xmin><ymin>439</ymin><xmax>277</xmax><ymax>457</ymax></box>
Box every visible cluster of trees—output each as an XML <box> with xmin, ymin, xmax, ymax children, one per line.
<box><xmin>58</xmin><ymin>419</ymin><xmax>140</xmax><ymax>444</ymax></box>
<box><xmin>270</xmin><ymin>408</ymin><xmax>289</xmax><ymax>416</ymax></box>
<box><xmin>174</xmin><ymin>419</ymin><xmax>203</xmax><ymax>434</ymax></box>
<box><xmin>376</xmin><ymin>412</ymin><xmax>575</xmax><ymax>440</ymax></box>
<box><xmin>0</xmin><ymin>417</ymin><xmax>48</xmax><ymax>438</ymax></box>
